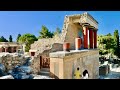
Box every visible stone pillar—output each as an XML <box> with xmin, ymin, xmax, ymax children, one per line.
<box><xmin>93</xmin><ymin>30</ymin><xmax>97</xmax><ymax>48</ymax></box>
<box><xmin>83</xmin><ymin>25</ymin><xmax>88</xmax><ymax>49</ymax></box>
<box><xmin>22</xmin><ymin>44</ymin><xmax>26</xmax><ymax>53</ymax></box>
<box><xmin>16</xmin><ymin>46</ymin><xmax>19</xmax><ymax>53</ymax></box>
<box><xmin>5</xmin><ymin>47</ymin><xmax>8</xmax><ymax>52</ymax></box>
<box><xmin>89</xmin><ymin>29</ymin><xmax>93</xmax><ymax>49</ymax></box>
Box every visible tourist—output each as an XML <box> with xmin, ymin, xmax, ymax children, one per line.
<box><xmin>82</xmin><ymin>70</ymin><xmax>89</xmax><ymax>79</ymax></box>
<box><xmin>74</xmin><ymin>67</ymin><xmax>81</xmax><ymax>79</ymax></box>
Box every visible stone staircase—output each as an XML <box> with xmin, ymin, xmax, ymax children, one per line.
<box><xmin>39</xmin><ymin>68</ymin><xmax>50</xmax><ymax>76</ymax></box>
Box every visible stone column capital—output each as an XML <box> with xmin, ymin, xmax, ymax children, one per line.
<box><xmin>93</xmin><ymin>28</ymin><xmax>98</xmax><ymax>31</ymax></box>
<box><xmin>88</xmin><ymin>26</ymin><xmax>94</xmax><ymax>30</ymax></box>
<box><xmin>82</xmin><ymin>24</ymin><xmax>89</xmax><ymax>28</ymax></box>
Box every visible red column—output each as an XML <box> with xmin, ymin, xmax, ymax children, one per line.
<box><xmin>83</xmin><ymin>26</ymin><xmax>88</xmax><ymax>49</ymax></box>
<box><xmin>75</xmin><ymin>37</ymin><xmax>81</xmax><ymax>50</ymax></box>
<box><xmin>89</xmin><ymin>29</ymin><xmax>93</xmax><ymax>49</ymax></box>
<box><xmin>63</xmin><ymin>42</ymin><xmax>70</xmax><ymax>52</ymax></box>
<box><xmin>93</xmin><ymin>30</ymin><xmax>97</xmax><ymax>48</ymax></box>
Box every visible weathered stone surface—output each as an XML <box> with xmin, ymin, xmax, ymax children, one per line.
<box><xmin>50</xmin><ymin>49</ymin><xmax>99</xmax><ymax>79</ymax></box>
<box><xmin>29</xmin><ymin>12</ymin><xmax>99</xmax><ymax>77</ymax></box>
<box><xmin>29</xmin><ymin>57</ymin><xmax>40</xmax><ymax>74</ymax></box>
<box><xmin>0</xmin><ymin>54</ymin><xmax>27</xmax><ymax>72</ymax></box>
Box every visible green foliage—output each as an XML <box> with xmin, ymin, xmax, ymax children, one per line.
<box><xmin>18</xmin><ymin>33</ymin><xmax>38</xmax><ymax>52</ymax></box>
<box><xmin>106</xmin><ymin>33</ymin><xmax>112</xmax><ymax>36</ymax></box>
<box><xmin>113</xmin><ymin>30</ymin><xmax>119</xmax><ymax>58</ymax></box>
<box><xmin>54</xmin><ymin>27</ymin><xmax>61</xmax><ymax>36</ymax></box>
<box><xmin>9</xmin><ymin>35</ymin><xmax>13</xmax><ymax>42</ymax></box>
<box><xmin>98</xmin><ymin>30</ymin><xmax>120</xmax><ymax>58</ymax></box>
<box><xmin>99</xmin><ymin>50</ymin><xmax>108</xmax><ymax>55</ymax></box>
<box><xmin>0</xmin><ymin>36</ymin><xmax>8</xmax><ymax>42</ymax></box>
<box><xmin>114</xmin><ymin>30</ymin><xmax>119</xmax><ymax>43</ymax></box>
<box><xmin>16</xmin><ymin>34</ymin><xmax>21</xmax><ymax>42</ymax></box>
<box><xmin>39</xmin><ymin>25</ymin><xmax>54</xmax><ymax>39</ymax></box>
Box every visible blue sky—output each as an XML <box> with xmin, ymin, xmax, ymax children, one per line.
<box><xmin>0</xmin><ymin>11</ymin><xmax>120</xmax><ymax>41</ymax></box>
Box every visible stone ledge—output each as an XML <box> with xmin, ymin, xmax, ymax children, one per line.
<box><xmin>49</xmin><ymin>49</ymin><xmax>99</xmax><ymax>58</ymax></box>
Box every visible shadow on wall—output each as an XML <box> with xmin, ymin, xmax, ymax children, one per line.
<box><xmin>49</xmin><ymin>72</ymin><xmax>59</xmax><ymax>79</ymax></box>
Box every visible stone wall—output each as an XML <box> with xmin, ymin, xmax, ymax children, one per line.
<box><xmin>29</xmin><ymin>43</ymin><xmax>63</xmax><ymax>74</ymax></box>
<box><xmin>30</xmin><ymin>56</ymin><xmax>40</xmax><ymax>74</ymax></box>
<box><xmin>0</xmin><ymin>54</ymin><xmax>27</xmax><ymax>72</ymax></box>
<box><xmin>49</xmin><ymin>49</ymin><xmax>99</xmax><ymax>79</ymax></box>
<box><xmin>29</xmin><ymin>13</ymin><xmax>99</xmax><ymax>77</ymax></box>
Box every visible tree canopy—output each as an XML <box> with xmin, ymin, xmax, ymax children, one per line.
<box><xmin>98</xmin><ymin>30</ymin><xmax>120</xmax><ymax>58</ymax></box>
<box><xmin>0</xmin><ymin>36</ymin><xmax>8</xmax><ymax>42</ymax></box>
<box><xmin>39</xmin><ymin>25</ymin><xmax>54</xmax><ymax>39</ymax></box>
<box><xmin>18</xmin><ymin>33</ymin><xmax>38</xmax><ymax>52</ymax></box>
<box><xmin>54</xmin><ymin>27</ymin><xmax>61</xmax><ymax>36</ymax></box>
<box><xmin>16</xmin><ymin>34</ymin><xmax>21</xmax><ymax>42</ymax></box>
<box><xmin>9</xmin><ymin>35</ymin><xmax>13</xmax><ymax>42</ymax></box>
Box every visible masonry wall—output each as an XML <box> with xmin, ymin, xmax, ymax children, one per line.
<box><xmin>64</xmin><ymin>23</ymin><xmax>82</xmax><ymax>50</ymax></box>
<box><xmin>50</xmin><ymin>49</ymin><xmax>99</xmax><ymax>79</ymax></box>
<box><xmin>0</xmin><ymin>55</ymin><xmax>26</xmax><ymax>72</ymax></box>
<box><xmin>30</xmin><ymin>56</ymin><xmax>40</xmax><ymax>74</ymax></box>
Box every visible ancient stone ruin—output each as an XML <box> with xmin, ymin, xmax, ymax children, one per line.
<box><xmin>0</xmin><ymin>42</ymin><xmax>22</xmax><ymax>53</ymax></box>
<box><xmin>29</xmin><ymin>12</ymin><xmax>99</xmax><ymax>79</ymax></box>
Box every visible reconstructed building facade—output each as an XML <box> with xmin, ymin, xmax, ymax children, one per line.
<box><xmin>0</xmin><ymin>42</ymin><xmax>21</xmax><ymax>53</ymax></box>
<box><xmin>29</xmin><ymin>12</ymin><xmax>99</xmax><ymax>79</ymax></box>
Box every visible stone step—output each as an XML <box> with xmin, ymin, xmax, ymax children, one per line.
<box><xmin>39</xmin><ymin>68</ymin><xmax>50</xmax><ymax>76</ymax></box>
<box><xmin>39</xmin><ymin>71</ymin><xmax>50</xmax><ymax>76</ymax></box>
<box><xmin>40</xmin><ymin>68</ymin><xmax>50</xmax><ymax>72</ymax></box>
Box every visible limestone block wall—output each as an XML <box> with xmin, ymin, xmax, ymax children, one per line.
<box><xmin>0</xmin><ymin>54</ymin><xmax>27</xmax><ymax>72</ymax></box>
<box><xmin>49</xmin><ymin>49</ymin><xmax>99</xmax><ymax>79</ymax></box>
<box><xmin>29</xmin><ymin>43</ymin><xmax>63</xmax><ymax>74</ymax></box>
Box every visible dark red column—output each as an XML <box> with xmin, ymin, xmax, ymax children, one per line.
<box><xmin>83</xmin><ymin>26</ymin><xmax>88</xmax><ymax>49</ymax></box>
<box><xmin>63</xmin><ymin>42</ymin><xmax>70</xmax><ymax>52</ymax></box>
<box><xmin>93</xmin><ymin>30</ymin><xmax>97</xmax><ymax>48</ymax></box>
<box><xmin>89</xmin><ymin>29</ymin><xmax>93</xmax><ymax>49</ymax></box>
<box><xmin>75</xmin><ymin>37</ymin><xmax>81</xmax><ymax>50</ymax></box>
